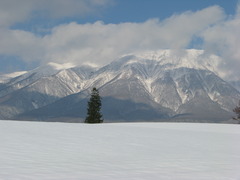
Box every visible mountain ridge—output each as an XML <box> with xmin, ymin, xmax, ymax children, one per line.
<box><xmin>0</xmin><ymin>49</ymin><xmax>239</xmax><ymax>122</ymax></box>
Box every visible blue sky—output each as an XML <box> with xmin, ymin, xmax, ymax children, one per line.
<box><xmin>103</xmin><ymin>0</ymin><xmax>238</xmax><ymax>23</ymax></box>
<box><xmin>0</xmin><ymin>0</ymin><xmax>239</xmax><ymax>79</ymax></box>
<box><xmin>12</xmin><ymin>0</ymin><xmax>238</xmax><ymax>28</ymax></box>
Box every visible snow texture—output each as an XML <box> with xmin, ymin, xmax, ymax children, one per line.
<box><xmin>0</xmin><ymin>120</ymin><xmax>240</xmax><ymax>180</ymax></box>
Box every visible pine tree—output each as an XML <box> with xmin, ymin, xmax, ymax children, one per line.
<box><xmin>85</xmin><ymin>87</ymin><xmax>103</xmax><ymax>123</ymax></box>
<box><xmin>233</xmin><ymin>100</ymin><xmax>240</xmax><ymax>124</ymax></box>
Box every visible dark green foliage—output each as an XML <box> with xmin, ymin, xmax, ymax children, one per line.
<box><xmin>85</xmin><ymin>87</ymin><xmax>103</xmax><ymax>123</ymax></box>
<box><xmin>233</xmin><ymin>100</ymin><xmax>240</xmax><ymax>123</ymax></box>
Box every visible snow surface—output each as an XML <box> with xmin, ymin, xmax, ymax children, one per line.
<box><xmin>1</xmin><ymin>121</ymin><xmax>240</xmax><ymax>180</ymax></box>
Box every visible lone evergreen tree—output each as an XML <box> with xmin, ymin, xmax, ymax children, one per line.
<box><xmin>85</xmin><ymin>87</ymin><xmax>103</xmax><ymax>123</ymax></box>
<box><xmin>233</xmin><ymin>100</ymin><xmax>240</xmax><ymax>124</ymax></box>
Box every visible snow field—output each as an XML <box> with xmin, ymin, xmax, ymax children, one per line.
<box><xmin>0</xmin><ymin>121</ymin><xmax>240</xmax><ymax>180</ymax></box>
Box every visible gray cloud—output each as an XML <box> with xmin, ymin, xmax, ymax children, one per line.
<box><xmin>0</xmin><ymin>0</ymin><xmax>112</xmax><ymax>27</ymax></box>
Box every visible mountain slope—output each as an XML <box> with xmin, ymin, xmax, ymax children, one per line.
<box><xmin>230</xmin><ymin>80</ymin><xmax>240</xmax><ymax>92</ymax></box>
<box><xmin>0</xmin><ymin>65</ymin><xmax>96</xmax><ymax>119</ymax></box>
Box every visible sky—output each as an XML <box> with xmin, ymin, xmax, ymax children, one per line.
<box><xmin>0</xmin><ymin>0</ymin><xmax>239</xmax><ymax>80</ymax></box>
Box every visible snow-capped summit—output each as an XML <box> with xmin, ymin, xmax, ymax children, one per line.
<box><xmin>46</xmin><ymin>62</ymin><xmax>76</xmax><ymax>70</ymax></box>
<box><xmin>28</xmin><ymin>62</ymin><xmax>76</xmax><ymax>78</ymax></box>
<box><xmin>0</xmin><ymin>71</ymin><xmax>27</xmax><ymax>83</ymax></box>
<box><xmin>120</xmin><ymin>49</ymin><xmax>222</xmax><ymax>76</ymax></box>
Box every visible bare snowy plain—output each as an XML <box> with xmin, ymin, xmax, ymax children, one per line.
<box><xmin>1</xmin><ymin>120</ymin><xmax>240</xmax><ymax>180</ymax></box>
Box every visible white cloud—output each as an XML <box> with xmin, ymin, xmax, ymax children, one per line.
<box><xmin>0</xmin><ymin>28</ymin><xmax>44</xmax><ymax>60</ymax></box>
<box><xmin>201</xmin><ymin>5</ymin><xmax>240</xmax><ymax>80</ymax></box>
<box><xmin>37</xmin><ymin>6</ymin><xmax>224</xmax><ymax>66</ymax></box>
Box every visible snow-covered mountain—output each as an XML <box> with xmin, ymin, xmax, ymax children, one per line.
<box><xmin>0</xmin><ymin>63</ymin><xmax>97</xmax><ymax>119</ymax></box>
<box><xmin>0</xmin><ymin>49</ymin><xmax>239</xmax><ymax>122</ymax></box>
<box><xmin>230</xmin><ymin>80</ymin><xmax>240</xmax><ymax>92</ymax></box>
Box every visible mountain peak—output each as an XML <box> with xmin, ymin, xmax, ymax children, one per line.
<box><xmin>115</xmin><ymin>49</ymin><xmax>222</xmax><ymax>77</ymax></box>
<box><xmin>46</xmin><ymin>62</ymin><xmax>76</xmax><ymax>70</ymax></box>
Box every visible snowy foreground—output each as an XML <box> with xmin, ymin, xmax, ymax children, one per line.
<box><xmin>1</xmin><ymin>121</ymin><xmax>240</xmax><ymax>180</ymax></box>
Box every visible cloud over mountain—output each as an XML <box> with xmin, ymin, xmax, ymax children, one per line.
<box><xmin>0</xmin><ymin>2</ymin><xmax>239</xmax><ymax>80</ymax></box>
<box><xmin>0</xmin><ymin>6</ymin><xmax>223</xmax><ymax>61</ymax></box>
<box><xmin>201</xmin><ymin>4</ymin><xmax>240</xmax><ymax>80</ymax></box>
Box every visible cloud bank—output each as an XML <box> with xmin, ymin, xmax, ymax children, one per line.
<box><xmin>0</xmin><ymin>2</ymin><xmax>239</xmax><ymax>80</ymax></box>
<box><xmin>201</xmin><ymin>5</ymin><xmax>240</xmax><ymax>80</ymax></box>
